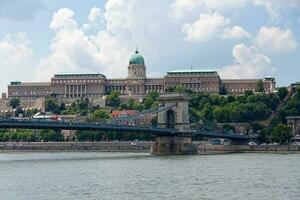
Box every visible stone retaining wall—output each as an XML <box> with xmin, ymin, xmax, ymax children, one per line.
<box><xmin>0</xmin><ymin>142</ymin><xmax>153</xmax><ymax>152</ymax></box>
<box><xmin>197</xmin><ymin>145</ymin><xmax>300</xmax><ymax>154</ymax></box>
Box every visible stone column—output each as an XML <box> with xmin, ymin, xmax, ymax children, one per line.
<box><xmin>151</xmin><ymin>136</ymin><xmax>196</xmax><ymax>155</ymax></box>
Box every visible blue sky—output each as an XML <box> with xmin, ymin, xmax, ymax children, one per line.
<box><xmin>0</xmin><ymin>0</ymin><xmax>300</xmax><ymax>93</ymax></box>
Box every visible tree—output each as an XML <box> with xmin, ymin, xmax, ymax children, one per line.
<box><xmin>271</xmin><ymin>124</ymin><xmax>292</xmax><ymax>144</ymax></box>
<box><xmin>219</xmin><ymin>85</ymin><xmax>227</xmax><ymax>95</ymax></box>
<box><xmin>244</xmin><ymin>90</ymin><xmax>254</xmax><ymax>97</ymax></box>
<box><xmin>144</xmin><ymin>97</ymin><xmax>154</xmax><ymax>109</ymax></box>
<box><xmin>9</xmin><ymin>97</ymin><xmax>21</xmax><ymax>108</ymax></box>
<box><xmin>200</xmin><ymin>103</ymin><xmax>213</xmax><ymax>121</ymax></box>
<box><xmin>277</xmin><ymin>87</ymin><xmax>288</xmax><ymax>100</ymax></box>
<box><xmin>127</xmin><ymin>98</ymin><xmax>135</xmax><ymax>110</ymax></box>
<box><xmin>92</xmin><ymin>109</ymin><xmax>111</xmax><ymax>121</ymax></box>
<box><xmin>46</xmin><ymin>98</ymin><xmax>60</xmax><ymax>114</ymax></box>
<box><xmin>222</xmin><ymin>124</ymin><xmax>235</xmax><ymax>132</ymax></box>
<box><xmin>106</xmin><ymin>91</ymin><xmax>120</xmax><ymax>108</ymax></box>
<box><xmin>256</xmin><ymin>80</ymin><xmax>264</xmax><ymax>93</ymax></box>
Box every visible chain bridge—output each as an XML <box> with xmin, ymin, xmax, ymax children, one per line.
<box><xmin>0</xmin><ymin>94</ymin><xmax>256</xmax><ymax>155</ymax></box>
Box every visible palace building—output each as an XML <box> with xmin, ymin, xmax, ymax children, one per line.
<box><xmin>7</xmin><ymin>49</ymin><xmax>276</xmax><ymax>100</ymax></box>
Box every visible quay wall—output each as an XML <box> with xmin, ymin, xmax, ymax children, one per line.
<box><xmin>0</xmin><ymin>142</ymin><xmax>153</xmax><ymax>152</ymax></box>
<box><xmin>1</xmin><ymin>142</ymin><xmax>299</xmax><ymax>154</ymax></box>
<box><xmin>197</xmin><ymin>145</ymin><xmax>300</xmax><ymax>154</ymax></box>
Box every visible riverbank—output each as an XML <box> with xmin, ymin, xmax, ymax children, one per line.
<box><xmin>1</xmin><ymin>142</ymin><xmax>300</xmax><ymax>154</ymax></box>
<box><xmin>0</xmin><ymin>142</ymin><xmax>153</xmax><ymax>152</ymax></box>
<box><xmin>197</xmin><ymin>144</ymin><xmax>300</xmax><ymax>154</ymax></box>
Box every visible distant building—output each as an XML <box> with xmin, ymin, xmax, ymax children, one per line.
<box><xmin>7</xmin><ymin>49</ymin><xmax>276</xmax><ymax>99</ymax></box>
<box><xmin>286</xmin><ymin>116</ymin><xmax>300</xmax><ymax>136</ymax></box>
<box><xmin>222</xmin><ymin>77</ymin><xmax>276</xmax><ymax>95</ymax></box>
<box><xmin>8</xmin><ymin>81</ymin><xmax>51</xmax><ymax>99</ymax></box>
<box><xmin>50</xmin><ymin>72</ymin><xmax>106</xmax><ymax>99</ymax></box>
<box><xmin>111</xmin><ymin>110</ymin><xmax>138</xmax><ymax>118</ymax></box>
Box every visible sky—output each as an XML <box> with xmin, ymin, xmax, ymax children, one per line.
<box><xmin>0</xmin><ymin>0</ymin><xmax>300</xmax><ymax>93</ymax></box>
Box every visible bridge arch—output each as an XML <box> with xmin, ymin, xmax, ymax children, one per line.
<box><xmin>157</xmin><ymin>93</ymin><xmax>190</xmax><ymax>131</ymax></box>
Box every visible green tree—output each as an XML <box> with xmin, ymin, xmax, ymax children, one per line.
<box><xmin>256</xmin><ymin>80</ymin><xmax>264</xmax><ymax>93</ymax></box>
<box><xmin>244</xmin><ymin>90</ymin><xmax>254</xmax><ymax>97</ymax></box>
<box><xmin>9</xmin><ymin>97</ymin><xmax>21</xmax><ymax>109</ymax></box>
<box><xmin>127</xmin><ymin>98</ymin><xmax>135</xmax><ymax>110</ymax></box>
<box><xmin>92</xmin><ymin>109</ymin><xmax>111</xmax><ymax>121</ymax></box>
<box><xmin>271</xmin><ymin>124</ymin><xmax>292</xmax><ymax>144</ymax></box>
<box><xmin>46</xmin><ymin>98</ymin><xmax>60</xmax><ymax>114</ymax></box>
<box><xmin>222</xmin><ymin>124</ymin><xmax>235</xmax><ymax>132</ymax></box>
<box><xmin>106</xmin><ymin>91</ymin><xmax>120</xmax><ymax>108</ymax></box>
<box><xmin>201</xmin><ymin>103</ymin><xmax>214</xmax><ymax>121</ymax></box>
<box><xmin>277</xmin><ymin>87</ymin><xmax>288</xmax><ymax>100</ymax></box>
<box><xmin>219</xmin><ymin>85</ymin><xmax>227</xmax><ymax>95</ymax></box>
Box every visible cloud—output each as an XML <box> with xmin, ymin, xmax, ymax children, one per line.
<box><xmin>0</xmin><ymin>0</ymin><xmax>45</xmax><ymax>20</ymax></box>
<box><xmin>0</xmin><ymin>32</ymin><xmax>33</xmax><ymax>65</ymax></box>
<box><xmin>169</xmin><ymin>0</ymin><xmax>202</xmax><ymax>19</ymax></box>
<box><xmin>221</xmin><ymin>26</ymin><xmax>251</xmax><ymax>39</ymax></box>
<box><xmin>252</xmin><ymin>0</ymin><xmax>300</xmax><ymax>20</ymax></box>
<box><xmin>36</xmin><ymin>8</ymin><xmax>104</xmax><ymax>80</ymax></box>
<box><xmin>169</xmin><ymin>0</ymin><xmax>246</xmax><ymax>19</ymax></box>
<box><xmin>182</xmin><ymin>12</ymin><xmax>249</xmax><ymax>42</ymax></box>
<box><xmin>220</xmin><ymin>43</ymin><xmax>272</xmax><ymax>78</ymax></box>
<box><xmin>182</xmin><ymin>12</ymin><xmax>229</xmax><ymax>42</ymax></box>
<box><xmin>255</xmin><ymin>26</ymin><xmax>298</xmax><ymax>54</ymax></box>
<box><xmin>0</xmin><ymin>32</ymin><xmax>34</xmax><ymax>92</ymax></box>
<box><xmin>170</xmin><ymin>0</ymin><xmax>300</xmax><ymax>21</ymax></box>
<box><xmin>83</xmin><ymin>7</ymin><xmax>105</xmax><ymax>31</ymax></box>
<box><xmin>35</xmin><ymin>0</ymin><xmax>187</xmax><ymax>81</ymax></box>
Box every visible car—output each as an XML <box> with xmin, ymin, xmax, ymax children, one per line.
<box><xmin>248</xmin><ymin>142</ymin><xmax>257</xmax><ymax>146</ymax></box>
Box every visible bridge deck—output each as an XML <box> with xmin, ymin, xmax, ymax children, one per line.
<box><xmin>0</xmin><ymin>119</ymin><xmax>255</xmax><ymax>141</ymax></box>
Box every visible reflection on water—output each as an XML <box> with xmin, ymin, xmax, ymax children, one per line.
<box><xmin>0</xmin><ymin>152</ymin><xmax>299</xmax><ymax>200</ymax></box>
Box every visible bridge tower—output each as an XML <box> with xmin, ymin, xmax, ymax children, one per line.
<box><xmin>151</xmin><ymin>93</ymin><xmax>196</xmax><ymax>155</ymax></box>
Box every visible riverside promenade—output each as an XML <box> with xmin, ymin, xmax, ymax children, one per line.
<box><xmin>1</xmin><ymin>142</ymin><xmax>300</xmax><ymax>154</ymax></box>
<box><xmin>0</xmin><ymin>142</ymin><xmax>153</xmax><ymax>152</ymax></box>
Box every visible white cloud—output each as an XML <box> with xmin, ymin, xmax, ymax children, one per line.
<box><xmin>0</xmin><ymin>32</ymin><xmax>33</xmax><ymax>65</ymax></box>
<box><xmin>203</xmin><ymin>0</ymin><xmax>247</xmax><ymax>10</ymax></box>
<box><xmin>36</xmin><ymin>0</ymin><xmax>189</xmax><ymax>81</ymax></box>
<box><xmin>252</xmin><ymin>0</ymin><xmax>280</xmax><ymax>20</ymax></box>
<box><xmin>169</xmin><ymin>0</ymin><xmax>202</xmax><ymax>19</ymax></box>
<box><xmin>0</xmin><ymin>32</ymin><xmax>34</xmax><ymax>92</ymax></box>
<box><xmin>36</xmin><ymin>8</ymin><xmax>105</xmax><ymax>80</ymax></box>
<box><xmin>169</xmin><ymin>0</ymin><xmax>246</xmax><ymax>19</ymax></box>
<box><xmin>256</xmin><ymin>26</ymin><xmax>298</xmax><ymax>54</ymax></box>
<box><xmin>220</xmin><ymin>43</ymin><xmax>272</xmax><ymax>79</ymax></box>
<box><xmin>221</xmin><ymin>26</ymin><xmax>251</xmax><ymax>39</ymax></box>
<box><xmin>83</xmin><ymin>7</ymin><xmax>105</xmax><ymax>30</ymax></box>
<box><xmin>182</xmin><ymin>12</ymin><xmax>250</xmax><ymax>42</ymax></box>
<box><xmin>49</xmin><ymin>8</ymin><xmax>77</xmax><ymax>31</ymax></box>
<box><xmin>252</xmin><ymin>0</ymin><xmax>300</xmax><ymax>20</ymax></box>
<box><xmin>182</xmin><ymin>12</ymin><xmax>229</xmax><ymax>42</ymax></box>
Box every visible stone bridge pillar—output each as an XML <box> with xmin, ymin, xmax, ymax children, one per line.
<box><xmin>157</xmin><ymin>93</ymin><xmax>190</xmax><ymax>131</ymax></box>
<box><xmin>151</xmin><ymin>93</ymin><xmax>196</xmax><ymax>155</ymax></box>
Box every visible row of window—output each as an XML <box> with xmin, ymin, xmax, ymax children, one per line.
<box><xmin>168</xmin><ymin>72</ymin><xmax>217</xmax><ymax>76</ymax></box>
<box><xmin>52</xmin><ymin>79</ymin><xmax>103</xmax><ymax>84</ymax></box>
<box><xmin>10</xmin><ymin>91</ymin><xmax>50</xmax><ymax>96</ymax></box>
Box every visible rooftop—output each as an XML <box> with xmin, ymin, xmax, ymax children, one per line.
<box><xmin>54</xmin><ymin>72</ymin><xmax>106</xmax><ymax>78</ymax></box>
<box><xmin>9</xmin><ymin>82</ymin><xmax>51</xmax><ymax>87</ymax></box>
<box><xmin>167</xmin><ymin>69</ymin><xmax>217</xmax><ymax>73</ymax></box>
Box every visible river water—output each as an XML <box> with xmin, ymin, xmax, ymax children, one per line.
<box><xmin>0</xmin><ymin>152</ymin><xmax>299</xmax><ymax>200</ymax></box>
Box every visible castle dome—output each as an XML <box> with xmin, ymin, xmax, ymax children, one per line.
<box><xmin>129</xmin><ymin>50</ymin><xmax>145</xmax><ymax>65</ymax></box>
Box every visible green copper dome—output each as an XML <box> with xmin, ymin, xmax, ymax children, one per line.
<box><xmin>129</xmin><ymin>50</ymin><xmax>145</xmax><ymax>65</ymax></box>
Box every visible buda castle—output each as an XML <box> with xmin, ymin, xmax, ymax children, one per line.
<box><xmin>7</xmin><ymin>50</ymin><xmax>276</xmax><ymax>100</ymax></box>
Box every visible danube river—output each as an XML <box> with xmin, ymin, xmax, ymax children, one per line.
<box><xmin>0</xmin><ymin>152</ymin><xmax>299</xmax><ymax>200</ymax></box>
